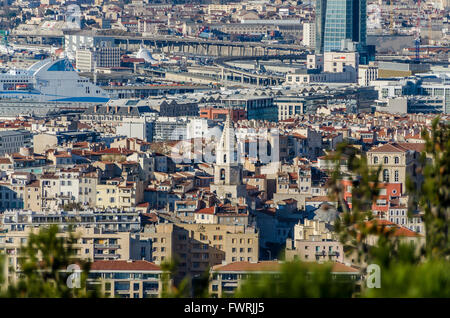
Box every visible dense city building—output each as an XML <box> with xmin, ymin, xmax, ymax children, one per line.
<box><xmin>0</xmin><ymin>0</ymin><xmax>447</xmax><ymax>300</ymax></box>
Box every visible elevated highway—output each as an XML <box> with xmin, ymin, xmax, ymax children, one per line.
<box><xmin>10</xmin><ymin>31</ymin><xmax>309</xmax><ymax>57</ymax></box>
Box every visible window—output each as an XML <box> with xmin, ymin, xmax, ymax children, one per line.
<box><xmin>394</xmin><ymin>157</ymin><xmax>399</xmax><ymax>164</ymax></box>
<box><xmin>394</xmin><ymin>170</ymin><xmax>399</xmax><ymax>182</ymax></box>
<box><xmin>373</xmin><ymin>156</ymin><xmax>378</xmax><ymax>164</ymax></box>
<box><xmin>384</xmin><ymin>156</ymin><xmax>389</xmax><ymax>164</ymax></box>
<box><xmin>220</xmin><ymin>169</ymin><xmax>225</xmax><ymax>181</ymax></box>
<box><xmin>383</xmin><ymin>169</ymin><xmax>389</xmax><ymax>183</ymax></box>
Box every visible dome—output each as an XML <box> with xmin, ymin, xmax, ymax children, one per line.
<box><xmin>136</xmin><ymin>46</ymin><xmax>157</xmax><ymax>64</ymax></box>
<box><xmin>312</xmin><ymin>203</ymin><xmax>339</xmax><ymax>224</ymax></box>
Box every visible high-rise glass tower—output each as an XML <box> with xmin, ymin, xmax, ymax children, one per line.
<box><xmin>315</xmin><ymin>0</ymin><xmax>366</xmax><ymax>53</ymax></box>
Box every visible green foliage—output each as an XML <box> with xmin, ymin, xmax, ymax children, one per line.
<box><xmin>160</xmin><ymin>259</ymin><xmax>190</xmax><ymax>298</ymax></box>
<box><xmin>1</xmin><ymin>225</ymin><xmax>101</xmax><ymax>298</ymax></box>
<box><xmin>408</xmin><ymin>117</ymin><xmax>450</xmax><ymax>259</ymax></box>
<box><xmin>235</xmin><ymin>261</ymin><xmax>356</xmax><ymax>298</ymax></box>
<box><xmin>363</xmin><ymin>260</ymin><xmax>450</xmax><ymax>298</ymax></box>
<box><xmin>234</xmin><ymin>117</ymin><xmax>450</xmax><ymax>298</ymax></box>
<box><xmin>328</xmin><ymin>143</ymin><xmax>382</xmax><ymax>266</ymax></box>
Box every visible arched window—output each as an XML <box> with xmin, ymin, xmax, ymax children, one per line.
<box><xmin>220</xmin><ymin>169</ymin><xmax>225</xmax><ymax>181</ymax></box>
<box><xmin>384</xmin><ymin>156</ymin><xmax>389</xmax><ymax>164</ymax></box>
<box><xmin>394</xmin><ymin>156</ymin><xmax>399</xmax><ymax>164</ymax></box>
<box><xmin>373</xmin><ymin>156</ymin><xmax>378</xmax><ymax>164</ymax></box>
<box><xmin>383</xmin><ymin>169</ymin><xmax>389</xmax><ymax>183</ymax></box>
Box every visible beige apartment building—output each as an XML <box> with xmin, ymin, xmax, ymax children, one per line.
<box><xmin>141</xmin><ymin>223</ymin><xmax>259</xmax><ymax>283</ymax></box>
<box><xmin>209</xmin><ymin>261</ymin><xmax>360</xmax><ymax>297</ymax></box>
<box><xmin>24</xmin><ymin>180</ymin><xmax>41</xmax><ymax>212</ymax></box>
<box><xmin>87</xmin><ymin>260</ymin><xmax>164</xmax><ymax>298</ymax></box>
<box><xmin>243</xmin><ymin>175</ymin><xmax>268</xmax><ymax>201</ymax></box>
<box><xmin>96</xmin><ymin>180</ymin><xmax>144</xmax><ymax>210</ymax></box>
<box><xmin>285</xmin><ymin>219</ymin><xmax>344</xmax><ymax>263</ymax></box>
<box><xmin>0</xmin><ymin>227</ymin><xmax>152</xmax><ymax>287</ymax></box>
<box><xmin>366</xmin><ymin>143</ymin><xmax>424</xmax><ymax>193</ymax></box>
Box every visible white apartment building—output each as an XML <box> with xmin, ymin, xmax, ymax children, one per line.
<box><xmin>306</xmin><ymin>54</ymin><xmax>324</xmax><ymax>70</ymax></box>
<box><xmin>186</xmin><ymin>118</ymin><xmax>215</xmax><ymax>140</ymax></box>
<box><xmin>116</xmin><ymin>117</ymin><xmax>155</xmax><ymax>142</ymax></box>
<box><xmin>0</xmin><ymin>130</ymin><xmax>29</xmax><ymax>156</ymax></box>
<box><xmin>323</xmin><ymin>52</ymin><xmax>358</xmax><ymax>75</ymax></box>
<box><xmin>302</xmin><ymin>23</ymin><xmax>316</xmax><ymax>48</ymax></box>
<box><xmin>358</xmin><ymin>63</ymin><xmax>379</xmax><ymax>86</ymax></box>
<box><xmin>76</xmin><ymin>46</ymin><xmax>121</xmax><ymax>72</ymax></box>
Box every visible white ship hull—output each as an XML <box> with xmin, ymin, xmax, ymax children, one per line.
<box><xmin>0</xmin><ymin>58</ymin><xmax>110</xmax><ymax>103</ymax></box>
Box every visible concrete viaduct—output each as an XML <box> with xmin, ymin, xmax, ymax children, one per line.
<box><xmin>10</xmin><ymin>32</ymin><xmax>309</xmax><ymax>57</ymax></box>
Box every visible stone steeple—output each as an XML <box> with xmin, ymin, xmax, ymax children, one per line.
<box><xmin>217</xmin><ymin>113</ymin><xmax>237</xmax><ymax>165</ymax></box>
<box><xmin>210</xmin><ymin>112</ymin><xmax>246</xmax><ymax>202</ymax></box>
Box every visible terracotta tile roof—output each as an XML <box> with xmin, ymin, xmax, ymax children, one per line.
<box><xmin>396</xmin><ymin>143</ymin><xmax>425</xmax><ymax>153</ymax></box>
<box><xmin>212</xmin><ymin>261</ymin><xmax>281</xmax><ymax>272</ymax></box>
<box><xmin>306</xmin><ymin>196</ymin><xmax>333</xmax><ymax>202</ymax></box>
<box><xmin>90</xmin><ymin>260</ymin><xmax>161</xmax><ymax>271</ymax></box>
<box><xmin>279</xmin><ymin>198</ymin><xmax>297</xmax><ymax>205</ymax></box>
<box><xmin>93</xmin><ymin>148</ymin><xmax>134</xmax><ymax>155</ymax></box>
<box><xmin>369</xmin><ymin>143</ymin><xmax>424</xmax><ymax>154</ymax></box>
<box><xmin>196</xmin><ymin>206</ymin><xmax>215</xmax><ymax>215</ymax></box>
<box><xmin>368</xmin><ymin>143</ymin><xmax>406</xmax><ymax>153</ymax></box>
<box><xmin>141</xmin><ymin>213</ymin><xmax>158</xmax><ymax>223</ymax></box>
<box><xmin>365</xmin><ymin>220</ymin><xmax>422</xmax><ymax>237</ymax></box>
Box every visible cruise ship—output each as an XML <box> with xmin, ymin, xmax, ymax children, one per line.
<box><xmin>0</xmin><ymin>58</ymin><xmax>110</xmax><ymax>103</ymax></box>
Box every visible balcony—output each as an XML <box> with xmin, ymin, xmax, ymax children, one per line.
<box><xmin>315</xmin><ymin>251</ymin><xmax>339</xmax><ymax>257</ymax></box>
<box><xmin>94</xmin><ymin>253</ymin><xmax>120</xmax><ymax>260</ymax></box>
<box><xmin>94</xmin><ymin>244</ymin><xmax>120</xmax><ymax>249</ymax></box>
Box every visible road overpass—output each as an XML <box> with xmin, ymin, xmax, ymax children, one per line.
<box><xmin>10</xmin><ymin>31</ymin><xmax>309</xmax><ymax>57</ymax></box>
<box><xmin>213</xmin><ymin>54</ymin><xmax>307</xmax><ymax>86</ymax></box>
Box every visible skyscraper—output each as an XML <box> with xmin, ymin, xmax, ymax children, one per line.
<box><xmin>315</xmin><ymin>0</ymin><xmax>367</xmax><ymax>54</ymax></box>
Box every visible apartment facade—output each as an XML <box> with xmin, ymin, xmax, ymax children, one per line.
<box><xmin>87</xmin><ymin>260</ymin><xmax>163</xmax><ymax>298</ymax></box>
<box><xmin>0</xmin><ymin>227</ymin><xmax>152</xmax><ymax>286</ymax></box>
<box><xmin>209</xmin><ymin>261</ymin><xmax>360</xmax><ymax>297</ymax></box>
<box><xmin>285</xmin><ymin>219</ymin><xmax>344</xmax><ymax>263</ymax></box>
<box><xmin>76</xmin><ymin>46</ymin><xmax>121</xmax><ymax>72</ymax></box>
<box><xmin>302</xmin><ymin>22</ymin><xmax>316</xmax><ymax>48</ymax></box>
<box><xmin>366</xmin><ymin>143</ymin><xmax>423</xmax><ymax>192</ymax></box>
<box><xmin>141</xmin><ymin>223</ymin><xmax>259</xmax><ymax>283</ymax></box>
<box><xmin>0</xmin><ymin>130</ymin><xmax>31</xmax><ymax>156</ymax></box>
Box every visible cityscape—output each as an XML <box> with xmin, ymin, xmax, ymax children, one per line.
<box><xmin>0</xmin><ymin>0</ymin><xmax>449</xmax><ymax>303</ymax></box>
